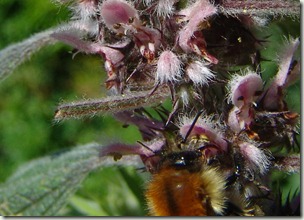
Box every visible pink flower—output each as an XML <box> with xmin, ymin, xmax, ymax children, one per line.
<box><xmin>133</xmin><ymin>27</ymin><xmax>161</xmax><ymax>62</ymax></box>
<box><xmin>227</xmin><ymin>71</ymin><xmax>263</xmax><ymax>131</ymax></box>
<box><xmin>99</xmin><ymin>143</ymin><xmax>153</xmax><ymax>157</ymax></box>
<box><xmin>177</xmin><ymin>0</ymin><xmax>217</xmax><ymax>63</ymax></box>
<box><xmin>100</xmin><ymin>0</ymin><xmax>141</xmax><ymax>34</ymax></box>
<box><xmin>227</xmin><ymin>106</ymin><xmax>255</xmax><ymax>133</ymax></box>
<box><xmin>179</xmin><ymin>115</ymin><xmax>228</xmax><ymax>154</ymax></box>
<box><xmin>227</xmin><ymin>71</ymin><xmax>263</xmax><ymax>109</ymax></box>
<box><xmin>263</xmin><ymin>38</ymin><xmax>300</xmax><ymax>111</ymax></box>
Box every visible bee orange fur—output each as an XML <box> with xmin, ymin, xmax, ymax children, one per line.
<box><xmin>145</xmin><ymin>151</ymin><xmax>226</xmax><ymax>216</ymax></box>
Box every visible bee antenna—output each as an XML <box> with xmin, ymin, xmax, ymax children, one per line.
<box><xmin>182</xmin><ymin>109</ymin><xmax>204</xmax><ymax>143</ymax></box>
<box><xmin>137</xmin><ymin>140</ymin><xmax>156</xmax><ymax>153</ymax></box>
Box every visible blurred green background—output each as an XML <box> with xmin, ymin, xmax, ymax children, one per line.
<box><xmin>0</xmin><ymin>0</ymin><xmax>146</xmax><ymax>216</ymax></box>
<box><xmin>0</xmin><ymin>0</ymin><xmax>300</xmax><ymax>216</ymax></box>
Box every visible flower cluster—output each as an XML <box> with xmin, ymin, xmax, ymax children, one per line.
<box><xmin>51</xmin><ymin>0</ymin><xmax>222</xmax><ymax>93</ymax></box>
<box><xmin>0</xmin><ymin>0</ymin><xmax>300</xmax><ymax>216</ymax></box>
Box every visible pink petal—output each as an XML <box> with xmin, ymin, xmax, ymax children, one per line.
<box><xmin>228</xmin><ymin>72</ymin><xmax>263</xmax><ymax>109</ymax></box>
<box><xmin>100</xmin><ymin>0</ymin><xmax>140</xmax><ymax>32</ymax></box>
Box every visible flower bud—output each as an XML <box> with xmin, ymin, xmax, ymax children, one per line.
<box><xmin>186</xmin><ymin>60</ymin><xmax>214</xmax><ymax>86</ymax></box>
<box><xmin>239</xmin><ymin>142</ymin><xmax>271</xmax><ymax>174</ymax></box>
<box><xmin>156</xmin><ymin>50</ymin><xmax>182</xmax><ymax>83</ymax></box>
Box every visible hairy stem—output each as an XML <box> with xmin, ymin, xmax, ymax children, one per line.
<box><xmin>273</xmin><ymin>155</ymin><xmax>300</xmax><ymax>173</ymax></box>
<box><xmin>218</xmin><ymin>0</ymin><xmax>300</xmax><ymax>17</ymax></box>
<box><xmin>54</xmin><ymin>86</ymin><xmax>170</xmax><ymax>122</ymax></box>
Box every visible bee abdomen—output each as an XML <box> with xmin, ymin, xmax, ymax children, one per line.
<box><xmin>145</xmin><ymin>167</ymin><xmax>226</xmax><ymax>216</ymax></box>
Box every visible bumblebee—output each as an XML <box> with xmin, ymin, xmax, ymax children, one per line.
<box><xmin>145</xmin><ymin>149</ymin><xmax>226</xmax><ymax>216</ymax></box>
<box><xmin>101</xmin><ymin>110</ymin><xmax>298</xmax><ymax>216</ymax></box>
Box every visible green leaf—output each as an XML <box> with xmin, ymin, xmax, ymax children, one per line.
<box><xmin>0</xmin><ymin>28</ymin><xmax>57</xmax><ymax>82</ymax></box>
<box><xmin>69</xmin><ymin>195</ymin><xmax>108</xmax><ymax>216</ymax></box>
<box><xmin>0</xmin><ymin>143</ymin><xmax>142</xmax><ymax>216</ymax></box>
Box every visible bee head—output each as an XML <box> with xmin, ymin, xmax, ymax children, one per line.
<box><xmin>161</xmin><ymin>150</ymin><xmax>203</xmax><ymax>172</ymax></box>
